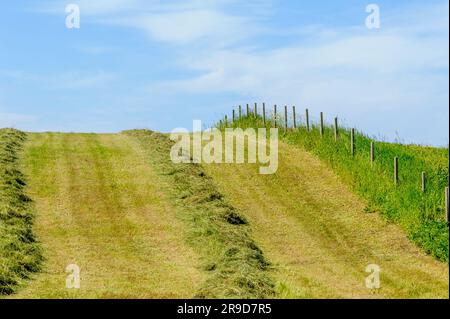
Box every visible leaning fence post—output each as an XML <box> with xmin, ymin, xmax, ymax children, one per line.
<box><xmin>334</xmin><ymin>117</ymin><xmax>338</xmax><ymax>141</ymax></box>
<box><xmin>305</xmin><ymin>108</ymin><xmax>310</xmax><ymax>132</ymax></box>
<box><xmin>263</xmin><ymin>103</ymin><xmax>266</xmax><ymax>126</ymax></box>
<box><xmin>351</xmin><ymin>128</ymin><xmax>355</xmax><ymax>156</ymax></box>
<box><xmin>284</xmin><ymin>105</ymin><xmax>288</xmax><ymax>130</ymax></box>
<box><xmin>394</xmin><ymin>157</ymin><xmax>399</xmax><ymax>186</ymax></box>
<box><xmin>320</xmin><ymin>112</ymin><xmax>324</xmax><ymax>136</ymax></box>
<box><xmin>445</xmin><ymin>187</ymin><xmax>449</xmax><ymax>223</ymax></box>
<box><xmin>293</xmin><ymin>106</ymin><xmax>297</xmax><ymax>128</ymax></box>
<box><xmin>370</xmin><ymin>142</ymin><xmax>375</xmax><ymax>166</ymax></box>
<box><xmin>421</xmin><ymin>172</ymin><xmax>426</xmax><ymax>193</ymax></box>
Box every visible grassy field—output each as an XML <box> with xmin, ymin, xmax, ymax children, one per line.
<box><xmin>1</xmin><ymin>127</ymin><xmax>448</xmax><ymax>298</ymax></box>
<box><xmin>9</xmin><ymin>133</ymin><xmax>206</xmax><ymax>298</ymax></box>
<box><xmin>220</xmin><ymin>111</ymin><xmax>449</xmax><ymax>262</ymax></box>
<box><xmin>4</xmin><ymin>131</ymin><xmax>273</xmax><ymax>299</ymax></box>
<box><xmin>0</xmin><ymin>129</ymin><xmax>42</xmax><ymax>295</ymax></box>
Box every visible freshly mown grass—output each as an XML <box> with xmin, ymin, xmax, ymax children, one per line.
<box><xmin>124</xmin><ymin>130</ymin><xmax>275</xmax><ymax>299</ymax></box>
<box><xmin>0</xmin><ymin>128</ymin><xmax>42</xmax><ymax>295</ymax></box>
<box><xmin>218</xmin><ymin>112</ymin><xmax>449</xmax><ymax>262</ymax></box>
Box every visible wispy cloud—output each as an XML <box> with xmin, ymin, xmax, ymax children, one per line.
<box><xmin>38</xmin><ymin>0</ymin><xmax>265</xmax><ymax>48</ymax></box>
<box><xmin>107</xmin><ymin>10</ymin><xmax>255</xmax><ymax>47</ymax></box>
<box><xmin>31</xmin><ymin>0</ymin><xmax>449</xmax><ymax>144</ymax></box>
<box><xmin>144</xmin><ymin>2</ymin><xmax>448</xmax><ymax>144</ymax></box>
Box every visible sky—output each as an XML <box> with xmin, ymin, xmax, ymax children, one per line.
<box><xmin>0</xmin><ymin>0</ymin><xmax>448</xmax><ymax>146</ymax></box>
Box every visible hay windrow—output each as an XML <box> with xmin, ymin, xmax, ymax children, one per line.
<box><xmin>123</xmin><ymin>130</ymin><xmax>275</xmax><ymax>299</ymax></box>
<box><xmin>0</xmin><ymin>128</ymin><xmax>42</xmax><ymax>295</ymax></box>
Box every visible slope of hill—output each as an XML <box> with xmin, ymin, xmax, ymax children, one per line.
<box><xmin>203</xmin><ymin>141</ymin><xmax>449</xmax><ymax>298</ymax></box>
<box><xmin>221</xmin><ymin>112</ymin><xmax>449</xmax><ymax>262</ymax></box>
<box><xmin>1</xmin><ymin>127</ymin><xmax>448</xmax><ymax>298</ymax></box>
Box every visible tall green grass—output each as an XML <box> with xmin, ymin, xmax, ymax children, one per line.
<box><xmin>218</xmin><ymin>110</ymin><xmax>449</xmax><ymax>262</ymax></box>
<box><xmin>0</xmin><ymin>128</ymin><xmax>42</xmax><ymax>295</ymax></box>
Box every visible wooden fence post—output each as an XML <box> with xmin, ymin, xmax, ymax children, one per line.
<box><xmin>306</xmin><ymin>108</ymin><xmax>310</xmax><ymax>132</ymax></box>
<box><xmin>334</xmin><ymin>117</ymin><xmax>338</xmax><ymax>141</ymax></box>
<box><xmin>239</xmin><ymin>105</ymin><xmax>242</xmax><ymax>119</ymax></box>
<box><xmin>320</xmin><ymin>112</ymin><xmax>324</xmax><ymax>136</ymax></box>
<box><xmin>445</xmin><ymin>187</ymin><xmax>449</xmax><ymax>223</ymax></box>
<box><xmin>421</xmin><ymin>172</ymin><xmax>426</xmax><ymax>193</ymax></box>
<box><xmin>274</xmin><ymin>105</ymin><xmax>277</xmax><ymax>128</ymax></box>
<box><xmin>232</xmin><ymin>109</ymin><xmax>235</xmax><ymax>123</ymax></box>
<box><xmin>293</xmin><ymin>106</ymin><xmax>297</xmax><ymax>128</ymax></box>
<box><xmin>254</xmin><ymin>103</ymin><xmax>258</xmax><ymax>117</ymax></box>
<box><xmin>284</xmin><ymin>105</ymin><xmax>288</xmax><ymax>130</ymax></box>
<box><xmin>224</xmin><ymin>115</ymin><xmax>228</xmax><ymax>127</ymax></box>
<box><xmin>246</xmin><ymin>104</ymin><xmax>249</xmax><ymax>117</ymax></box>
<box><xmin>394</xmin><ymin>157</ymin><xmax>399</xmax><ymax>186</ymax></box>
<box><xmin>263</xmin><ymin>103</ymin><xmax>266</xmax><ymax>126</ymax></box>
<box><xmin>370</xmin><ymin>142</ymin><xmax>375</xmax><ymax>166</ymax></box>
<box><xmin>351</xmin><ymin>128</ymin><xmax>356</xmax><ymax>156</ymax></box>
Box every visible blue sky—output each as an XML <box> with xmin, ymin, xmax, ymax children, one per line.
<box><xmin>0</xmin><ymin>0</ymin><xmax>448</xmax><ymax>145</ymax></box>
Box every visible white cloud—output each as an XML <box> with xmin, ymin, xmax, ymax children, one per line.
<box><xmin>38</xmin><ymin>0</ymin><xmax>263</xmax><ymax>48</ymax></box>
<box><xmin>145</xmin><ymin>2</ymin><xmax>448</xmax><ymax>145</ymax></box>
<box><xmin>109</xmin><ymin>9</ymin><xmax>253</xmax><ymax>46</ymax></box>
<box><xmin>33</xmin><ymin>0</ymin><xmax>449</xmax><ymax>144</ymax></box>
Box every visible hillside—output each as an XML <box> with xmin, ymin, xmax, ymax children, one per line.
<box><xmin>0</xmin><ymin>128</ymin><xmax>448</xmax><ymax>298</ymax></box>
<box><xmin>220</xmin><ymin>110</ymin><xmax>449</xmax><ymax>262</ymax></box>
<box><xmin>0</xmin><ymin>129</ymin><xmax>42</xmax><ymax>295</ymax></box>
<box><xmin>203</xmin><ymin>141</ymin><xmax>448</xmax><ymax>298</ymax></box>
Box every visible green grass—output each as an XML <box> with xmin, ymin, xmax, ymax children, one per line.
<box><xmin>219</xmin><ymin>112</ymin><xmax>449</xmax><ymax>262</ymax></box>
<box><xmin>11</xmin><ymin>133</ymin><xmax>206</xmax><ymax>298</ymax></box>
<box><xmin>124</xmin><ymin>130</ymin><xmax>275</xmax><ymax>298</ymax></box>
<box><xmin>0</xmin><ymin>129</ymin><xmax>42</xmax><ymax>295</ymax></box>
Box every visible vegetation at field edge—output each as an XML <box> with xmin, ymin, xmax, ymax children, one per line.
<box><xmin>0</xmin><ymin>129</ymin><xmax>42</xmax><ymax>295</ymax></box>
<box><xmin>219</xmin><ymin>111</ymin><xmax>449</xmax><ymax>262</ymax></box>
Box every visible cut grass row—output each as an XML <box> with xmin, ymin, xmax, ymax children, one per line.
<box><xmin>219</xmin><ymin>113</ymin><xmax>449</xmax><ymax>262</ymax></box>
<box><xmin>0</xmin><ymin>129</ymin><xmax>42</xmax><ymax>295</ymax></box>
<box><xmin>124</xmin><ymin>130</ymin><xmax>275</xmax><ymax>298</ymax></box>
